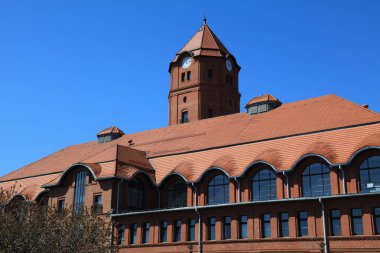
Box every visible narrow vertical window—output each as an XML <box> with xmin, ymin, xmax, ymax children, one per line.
<box><xmin>187</xmin><ymin>71</ymin><xmax>191</xmax><ymax>80</ymax></box>
<box><xmin>181</xmin><ymin>72</ymin><xmax>185</xmax><ymax>81</ymax></box>
<box><xmin>93</xmin><ymin>194</ymin><xmax>102</xmax><ymax>213</ymax></box>
<box><xmin>161</xmin><ymin>221</ymin><xmax>168</xmax><ymax>243</ymax></box>
<box><xmin>239</xmin><ymin>215</ymin><xmax>248</xmax><ymax>239</ymax></box>
<box><xmin>117</xmin><ymin>225</ymin><xmax>125</xmax><ymax>245</ymax></box>
<box><xmin>174</xmin><ymin>220</ymin><xmax>182</xmax><ymax>242</ymax></box>
<box><xmin>374</xmin><ymin>207</ymin><xmax>380</xmax><ymax>235</ymax></box>
<box><xmin>142</xmin><ymin>222</ymin><xmax>150</xmax><ymax>243</ymax></box>
<box><xmin>208</xmin><ymin>109</ymin><xmax>213</xmax><ymax>118</ymax></box>
<box><xmin>58</xmin><ymin>199</ymin><xmax>65</xmax><ymax>213</ymax></box>
<box><xmin>181</xmin><ymin>111</ymin><xmax>189</xmax><ymax>124</ymax></box>
<box><xmin>298</xmin><ymin>211</ymin><xmax>308</xmax><ymax>237</ymax></box>
<box><xmin>208</xmin><ymin>217</ymin><xmax>216</xmax><ymax>240</ymax></box>
<box><xmin>226</xmin><ymin>74</ymin><xmax>229</xmax><ymax>84</ymax></box>
<box><xmin>230</xmin><ymin>76</ymin><xmax>233</xmax><ymax>85</ymax></box>
<box><xmin>279</xmin><ymin>212</ymin><xmax>289</xmax><ymax>237</ymax></box>
<box><xmin>74</xmin><ymin>170</ymin><xmax>86</xmax><ymax>213</ymax></box>
<box><xmin>351</xmin><ymin>208</ymin><xmax>363</xmax><ymax>235</ymax></box>
<box><xmin>130</xmin><ymin>223</ymin><xmax>137</xmax><ymax>244</ymax></box>
<box><xmin>224</xmin><ymin>216</ymin><xmax>232</xmax><ymax>240</ymax></box>
<box><xmin>330</xmin><ymin>209</ymin><xmax>341</xmax><ymax>236</ymax></box>
<box><xmin>262</xmin><ymin>213</ymin><xmax>271</xmax><ymax>238</ymax></box>
<box><xmin>208</xmin><ymin>69</ymin><xmax>213</xmax><ymax>79</ymax></box>
<box><xmin>188</xmin><ymin>219</ymin><xmax>196</xmax><ymax>241</ymax></box>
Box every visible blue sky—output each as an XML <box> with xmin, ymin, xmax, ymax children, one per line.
<box><xmin>0</xmin><ymin>0</ymin><xmax>379</xmax><ymax>177</ymax></box>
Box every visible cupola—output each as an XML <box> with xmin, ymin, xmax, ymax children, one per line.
<box><xmin>97</xmin><ymin>126</ymin><xmax>125</xmax><ymax>143</ymax></box>
<box><xmin>245</xmin><ymin>94</ymin><xmax>282</xmax><ymax>115</ymax></box>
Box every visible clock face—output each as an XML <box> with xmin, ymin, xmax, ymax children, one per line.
<box><xmin>226</xmin><ymin>59</ymin><xmax>233</xmax><ymax>72</ymax></box>
<box><xmin>181</xmin><ymin>57</ymin><xmax>192</xmax><ymax>69</ymax></box>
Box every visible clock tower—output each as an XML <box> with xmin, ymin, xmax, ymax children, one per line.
<box><xmin>168</xmin><ymin>19</ymin><xmax>241</xmax><ymax>125</ymax></box>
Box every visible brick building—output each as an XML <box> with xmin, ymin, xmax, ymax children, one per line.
<box><xmin>1</xmin><ymin>20</ymin><xmax>380</xmax><ymax>253</ymax></box>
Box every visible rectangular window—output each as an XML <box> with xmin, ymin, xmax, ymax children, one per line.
<box><xmin>74</xmin><ymin>171</ymin><xmax>86</xmax><ymax>213</ymax></box>
<box><xmin>181</xmin><ymin>111</ymin><xmax>189</xmax><ymax>123</ymax></box>
<box><xmin>208</xmin><ymin>69</ymin><xmax>213</xmax><ymax>79</ymax></box>
<box><xmin>161</xmin><ymin>221</ymin><xmax>168</xmax><ymax>243</ymax></box>
<box><xmin>262</xmin><ymin>213</ymin><xmax>271</xmax><ymax>238</ymax></box>
<box><xmin>230</xmin><ymin>76</ymin><xmax>233</xmax><ymax>85</ymax></box>
<box><xmin>330</xmin><ymin>209</ymin><xmax>341</xmax><ymax>236</ymax></box>
<box><xmin>224</xmin><ymin>216</ymin><xmax>232</xmax><ymax>240</ymax></box>
<box><xmin>208</xmin><ymin>109</ymin><xmax>213</xmax><ymax>118</ymax></box>
<box><xmin>279</xmin><ymin>212</ymin><xmax>289</xmax><ymax>237</ymax></box>
<box><xmin>181</xmin><ymin>72</ymin><xmax>185</xmax><ymax>81</ymax></box>
<box><xmin>188</xmin><ymin>219</ymin><xmax>196</xmax><ymax>241</ymax></box>
<box><xmin>226</xmin><ymin>74</ymin><xmax>229</xmax><ymax>84</ymax></box>
<box><xmin>93</xmin><ymin>194</ymin><xmax>102</xmax><ymax>213</ymax></box>
<box><xmin>298</xmin><ymin>211</ymin><xmax>308</xmax><ymax>237</ymax></box>
<box><xmin>187</xmin><ymin>71</ymin><xmax>191</xmax><ymax>80</ymax></box>
<box><xmin>58</xmin><ymin>199</ymin><xmax>65</xmax><ymax>213</ymax></box>
<box><xmin>117</xmin><ymin>225</ymin><xmax>125</xmax><ymax>245</ymax></box>
<box><xmin>351</xmin><ymin>208</ymin><xmax>363</xmax><ymax>235</ymax></box>
<box><xmin>239</xmin><ymin>215</ymin><xmax>248</xmax><ymax>239</ymax></box>
<box><xmin>209</xmin><ymin>217</ymin><xmax>216</xmax><ymax>240</ymax></box>
<box><xmin>130</xmin><ymin>223</ymin><xmax>137</xmax><ymax>244</ymax></box>
<box><xmin>374</xmin><ymin>207</ymin><xmax>380</xmax><ymax>235</ymax></box>
<box><xmin>142</xmin><ymin>222</ymin><xmax>150</xmax><ymax>243</ymax></box>
<box><xmin>174</xmin><ymin>220</ymin><xmax>182</xmax><ymax>242</ymax></box>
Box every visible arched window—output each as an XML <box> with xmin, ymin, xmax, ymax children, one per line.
<box><xmin>208</xmin><ymin>174</ymin><xmax>229</xmax><ymax>205</ymax></box>
<box><xmin>359</xmin><ymin>156</ymin><xmax>380</xmax><ymax>193</ymax></box>
<box><xmin>74</xmin><ymin>170</ymin><xmax>86</xmax><ymax>212</ymax></box>
<box><xmin>127</xmin><ymin>179</ymin><xmax>144</xmax><ymax>209</ymax></box>
<box><xmin>252</xmin><ymin>169</ymin><xmax>277</xmax><ymax>201</ymax></box>
<box><xmin>168</xmin><ymin>179</ymin><xmax>187</xmax><ymax>208</ymax></box>
<box><xmin>302</xmin><ymin>163</ymin><xmax>331</xmax><ymax>197</ymax></box>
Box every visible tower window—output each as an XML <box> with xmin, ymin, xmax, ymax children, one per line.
<box><xmin>183</xmin><ymin>96</ymin><xmax>187</xmax><ymax>103</ymax></box>
<box><xmin>226</xmin><ymin>74</ymin><xmax>229</xmax><ymax>84</ymax></box>
<box><xmin>187</xmin><ymin>71</ymin><xmax>191</xmax><ymax>80</ymax></box>
<box><xmin>181</xmin><ymin>73</ymin><xmax>185</xmax><ymax>82</ymax></box>
<box><xmin>208</xmin><ymin>69</ymin><xmax>213</xmax><ymax>79</ymax></box>
<box><xmin>208</xmin><ymin>109</ymin><xmax>213</xmax><ymax>118</ymax></box>
<box><xmin>181</xmin><ymin>111</ymin><xmax>189</xmax><ymax>123</ymax></box>
<box><xmin>230</xmin><ymin>76</ymin><xmax>233</xmax><ymax>85</ymax></box>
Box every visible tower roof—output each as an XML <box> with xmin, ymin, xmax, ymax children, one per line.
<box><xmin>171</xmin><ymin>23</ymin><xmax>232</xmax><ymax>63</ymax></box>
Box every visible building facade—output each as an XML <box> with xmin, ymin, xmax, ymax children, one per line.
<box><xmin>1</xmin><ymin>20</ymin><xmax>380</xmax><ymax>253</ymax></box>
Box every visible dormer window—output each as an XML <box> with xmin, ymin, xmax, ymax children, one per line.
<box><xmin>97</xmin><ymin>126</ymin><xmax>125</xmax><ymax>143</ymax></box>
<box><xmin>245</xmin><ymin>94</ymin><xmax>282</xmax><ymax>115</ymax></box>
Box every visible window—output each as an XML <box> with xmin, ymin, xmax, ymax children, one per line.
<box><xmin>279</xmin><ymin>212</ymin><xmax>289</xmax><ymax>237</ymax></box>
<box><xmin>330</xmin><ymin>209</ymin><xmax>341</xmax><ymax>236</ymax></box>
<box><xmin>208</xmin><ymin>109</ymin><xmax>213</xmax><ymax>118</ymax></box>
<box><xmin>224</xmin><ymin>216</ymin><xmax>232</xmax><ymax>240</ymax></box>
<box><xmin>142</xmin><ymin>222</ymin><xmax>150</xmax><ymax>243</ymax></box>
<box><xmin>298</xmin><ymin>211</ymin><xmax>308</xmax><ymax>237</ymax></box>
<box><xmin>302</xmin><ymin>163</ymin><xmax>331</xmax><ymax>197</ymax></box>
<box><xmin>239</xmin><ymin>215</ymin><xmax>248</xmax><ymax>239</ymax></box>
<box><xmin>183</xmin><ymin>96</ymin><xmax>187</xmax><ymax>103</ymax></box>
<box><xmin>230</xmin><ymin>76</ymin><xmax>233</xmax><ymax>85</ymax></box>
<box><xmin>74</xmin><ymin>171</ymin><xmax>86</xmax><ymax>213</ymax></box>
<box><xmin>359</xmin><ymin>156</ymin><xmax>380</xmax><ymax>193</ymax></box>
<box><xmin>262</xmin><ymin>213</ymin><xmax>271</xmax><ymax>238</ymax></box>
<box><xmin>130</xmin><ymin>223</ymin><xmax>137</xmax><ymax>244</ymax></box>
<box><xmin>208</xmin><ymin>217</ymin><xmax>216</xmax><ymax>240</ymax></box>
<box><xmin>181</xmin><ymin>111</ymin><xmax>189</xmax><ymax>123</ymax></box>
<box><xmin>117</xmin><ymin>225</ymin><xmax>125</xmax><ymax>245</ymax></box>
<box><xmin>127</xmin><ymin>179</ymin><xmax>144</xmax><ymax>209</ymax></box>
<box><xmin>174</xmin><ymin>220</ymin><xmax>182</xmax><ymax>242</ymax></box>
<box><xmin>187</xmin><ymin>71</ymin><xmax>191</xmax><ymax>80</ymax></box>
<box><xmin>161</xmin><ymin>221</ymin><xmax>168</xmax><ymax>243</ymax></box>
<box><xmin>188</xmin><ymin>219</ymin><xmax>196</xmax><ymax>241</ymax></box>
<box><xmin>226</xmin><ymin>74</ymin><xmax>229</xmax><ymax>84</ymax></box>
<box><xmin>58</xmin><ymin>199</ymin><xmax>65</xmax><ymax>213</ymax></box>
<box><xmin>168</xmin><ymin>180</ymin><xmax>187</xmax><ymax>208</ymax></box>
<box><xmin>252</xmin><ymin>169</ymin><xmax>277</xmax><ymax>201</ymax></box>
<box><xmin>351</xmin><ymin>208</ymin><xmax>363</xmax><ymax>235</ymax></box>
<box><xmin>208</xmin><ymin>69</ymin><xmax>213</xmax><ymax>79</ymax></box>
<box><xmin>93</xmin><ymin>194</ymin><xmax>102</xmax><ymax>213</ymax></box>
<box><xmin>181</xmin><ymin>72</ymin><xmax>185</xmax><ymax>81</ymax></box>
<box><xmin>374</xmin><ymin>207</ymin><xmax>380</xmax><ymax>235</ymax></box>
<box><xmin>208</xmin><ymin>174</ymin><xmax>229</xmax><ymax>205</ymax></box>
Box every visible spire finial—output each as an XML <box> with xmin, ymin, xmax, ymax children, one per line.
<box><xmin>203</xmin><ymin>14</ymin><xmax>207</xmax><ymax>24</ymax></box>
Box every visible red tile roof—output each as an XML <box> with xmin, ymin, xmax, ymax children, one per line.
<box><xmin>1</xmin><ymin>94</ymin><xmax>380</xmax><ymax>190</ymax></box>
<box><xmin>245</xmin><ymin>94</ymin><xmax>282</xmax><ymax>107</ymax></box>
<box><xmin>97</xmin><ymin>126</ymin><xmax>125</xmax><ymax>137</ymax></box>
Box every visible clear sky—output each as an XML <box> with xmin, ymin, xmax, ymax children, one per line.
<box><xmin>0</xmin><ymin>0</ymin><xmax>379</xmax><ymax>177</ymax></box>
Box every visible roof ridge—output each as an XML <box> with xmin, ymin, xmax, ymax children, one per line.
<box><xmin>175</xmin><ymin>24</ymin><xmax>203</xmax><ymax>55</ymax></box>
<box><xmin>332</xmin><ymin>94</ymin><xmax>380</xmax><ymax>116</ymax></box>
<box><xmin>79</xmin><ymin>143</ymin><xmax>118</xmax><ymax>163</ymax></box>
